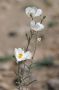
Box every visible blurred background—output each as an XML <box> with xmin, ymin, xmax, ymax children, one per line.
<box><xmin>0</xmin><ymin>0</ymin><xmax>59</xmax><ymax>90</ymax></box>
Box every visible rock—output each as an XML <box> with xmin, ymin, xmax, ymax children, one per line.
<box><xmin>47</xmin><ymin>79</ymin><xmax>59</xmax><ymax>90</ymax></box>
<box><xmin>0</xmin><ymin>86</ymin><xmax>6</xmax><ymax>90</ymax></box>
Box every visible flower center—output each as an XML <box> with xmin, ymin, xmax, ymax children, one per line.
<box><xmin>18</xmin><ymin>53</ymin><xmax>23</xmax><ymax>59</ymax></box>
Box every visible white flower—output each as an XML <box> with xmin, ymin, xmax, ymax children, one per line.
<box><xmin>15</xmin><ymin>48</ymin><xmax>32</xmax><ymax>62</ymax></box>
<box><xmin>37</xmin><ymin>38</ymin><xmax>41</xmax><ymax>42</ymax></box>
<box><xmin>25</xmin><ymin>7</ymin><xmax>42</xmax><ymax>17</ymax></box>
<box><xmin>30</xmin><ymin>20</ymin><xmax>44</xmax><ymax>31</ymax></box>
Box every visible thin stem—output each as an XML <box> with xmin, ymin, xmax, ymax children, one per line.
<box><xmin>26</xmin><ymin>14</ymin><xmax>33</xmax><ymax>51</ymax></box>
<box><xmin>26</xmin><ymin>80</ymin><xmax>37</xmax><ymax>86</ymax></box>
<box><xmin>41</xmin><ymin>16</ymin><xmax>46</xmax><ymax>23</ymax></box>
<box><xmin>30</xmin><ymin>14</ymin><xmax>33</xmax><ymax>20</ymax></box>
<box><xmin>26</xmin><ymin>32</ymin><xmax>38</xmax><ymax>77</ymax></box>
<box><xmin>26</xmin><ymin>38</ymin><xmax>30</xmax><ymax>51</ymax></box>
<box><xmin>26</xmin><ymin>30</ymin><xmax>33</xmax><ymax>51</ymax></box>
<box><xmin>32</xmin><ymin>32</ymin><xmax>38</xmax><ymax>59</ymax></box>
<box><xmin>18</xmin><ymin>63</ymin><xmax>21</xmax><ymax>90</ymax></box>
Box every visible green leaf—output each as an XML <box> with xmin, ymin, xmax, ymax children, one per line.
<box><xmin>33</xmin><ymin>56</ymin><xmax>54</xmax><ymax>69</ymax></box>
<box><xmin>47</xmin><ymin>21</ymin><xmax>58</xmax><ymax>28</ymax></box>
<box><xmin>0</xmin><ymin>55</ymin><xmax>15</xmax><ymax>62</ymax></box>
<box><xmin>43</xmin><ymin>0</ymin><xmax>52</xmax><ymax>7</ymax></box>
<box><xmin>26</xmin><ymin>80</ymin><xmax>37</xmax><ymax>86</ymax></box>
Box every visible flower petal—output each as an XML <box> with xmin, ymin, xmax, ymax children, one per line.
<box><xmin>35</xmin><ymin>9</ymin><xmax>42</xmax><ymax>16</ymax></box>
<box><xmin>30</xmin><ymin>21</ymin><xmax>44</xmax><ymax>31</ymax></box>
<box><xmin>37</xmin><ymin>23</ymin><xmax>44</xmax><ymax>31</ymax></box>
<box><xmin>14</xmin><ymin>48</ymin><xmax>32</xmax><ymax>62</ymax></box>
<box><xmin>15</xmin><ymin>48</ymin><xmax>18</xmax><ymax>57</ymax></box>
<box><xmin>37</xmin><ymin>37</ymin><xmax>41</xmax><ymax>42</ymax></box>
<box><xmin>25</xmin><ymin>51</ymin><xmax>32</xmax><ymax>59</ymax></box>
<box><xmin>14</xmin><ymin>48</ymin><xmax>25</xmax><ymax>62</ymax></box>
<box><xmin>25</xmin><ymin>7</ymin><xmax>43</xmax><ymax>17</ymax></box>
<box><xmin>18</xmin><ymin>48</ymin><xmax>24</xmax><ymax>53</ymax></box>
<box><xmin>25</xmin><ymin>7</ymin><xmax>32</xmax><ymax>17</ymax></box>
<box><xmin>15</xmin><ymin>48</ymin><xmax>24</xmax><ymax>57</ymax></box>
<box><xmin>30</xmin><ymin>7</ymin><xmax>37</xmax><ymax>17</ymax></box>
<box><xmin>30</xmin><ymin>20</ymin><xmax>35</xmax><ymax>26</ymax></box>
<box><xmin>15</xmin><ymin>53</ymin><xmax>25</xmax><ymax>62</ymax></box>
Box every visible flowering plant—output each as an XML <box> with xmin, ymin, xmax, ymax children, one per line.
<box><xmin>30</xmin><ymin>20</ymin><xmax>44</xmax><ymax>31</ymax></box>
<box><xmin>15</xmin><ymin>48</ymin><xmax>32</xmax><ymax>62</ymax></box>
<box><xmin>14</xmin><ymin>6</ymin><xmax>46</xmax><ymax>90</ymax></box>
<box><xmin>25</xmin><ymin>7</ymin><xmax>42</xmax><ymax>18</ymax></box>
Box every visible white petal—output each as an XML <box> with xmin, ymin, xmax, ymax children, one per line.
<box><xmin>25</xmin><ymin>7</ymin><xmax>37</xmax><ymax>17</ymax></box>
<box><xmin>25</xmin><ymin>7</ymin><xmax>32</xmax><ymax>17</ymax></box>
<box><xmin>16</xmin><ymin>53</ymin><xmax>25</xmax><ymax>62</ymax></box>
<box><xmin>25</xmin><ymin>7</ymin><xmax>43</xmax><ymax>17</ymax></box>
<box><xmin>37</xmin><ymin>38</ymin><xmax>41</xmax><ymax>42</ymax></box>
<box><xmin>31</xmin><ymin>7</ymin><xmax>37</xmax><ymax>11</ymax></box>
<box><xmin>15</xmin><ymin>48</ymin><xmax>24</xmax><ymax>57</ymax></box>
<box><xmin>14</xmin><ymin>48</ymin><xmax>25</xmax><ymax>62</ymax></box>
<box><xmin>30</xmin><ymin>22</ymin><xmax>40</xmax><ymax>31</ymax></box>
<box><xmin>30</xmin><ymin>21</ymin><xmax>44</xmax><ymax>31</ymax></box>
<box><xmin>14</xmin><ymin>48</ymin><xmax>18</xmax><ymax>57</ymax></box>
<box><xmin>30</xmin><ymin>7</ymin><xmax>37</xmax><ymax>17</ymax></box>
<box><xmin>25</xmin><ymin>51</ymin><xmax>32</xmax><ymax>59</ymax></box>
<box><xmin>30</xmin><ymin>20</ymin><xmax>35</xmax><ymax>26</ymax></box>
<box><xmin>15</xmin><ymin>48</ymin><xmax>24</xmax><ymax>54</ymax></box>
<box><xmin>16</xmin><ymin>57</ymin><xmax>25</xmax><ymax>62</ymax></box>
<box><xmin>30</xmin><ymin>20</ymin><xmax>37</xmax><ymax>31</ymax></box>
<box><xmin>15</xmin><ymin>48</ymin><xmax>17</xmax><ymax>53</ymax></box>
<box><xmin>35</xmin><ymin>9</ymin><xmax>42</xmax><ymax>16</ymax></box>
<box><xmin>18</xmin><ymin>48</ymin><xmax>24</xmax><ymax>53</ymax></box>
<box><xmin>37</xmin><ymin>23</ymin><xmax>44</xmax><ymax>31</ymax></box>
<box><xmin>14</xmin><ymin>48</ymin><xmax>20</xmax><ymax>62</ymax></box>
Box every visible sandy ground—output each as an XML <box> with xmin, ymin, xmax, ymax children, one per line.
<box><xmin>0</xmin><ymin>0</ymin><xmax>59</xmax><ymax>90</ymax></box>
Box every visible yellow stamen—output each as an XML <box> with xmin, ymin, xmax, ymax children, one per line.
<box><xmin>18</xmin><ymin>54</ymin><xmax>23</xmax><ymax>59</ymax></box>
